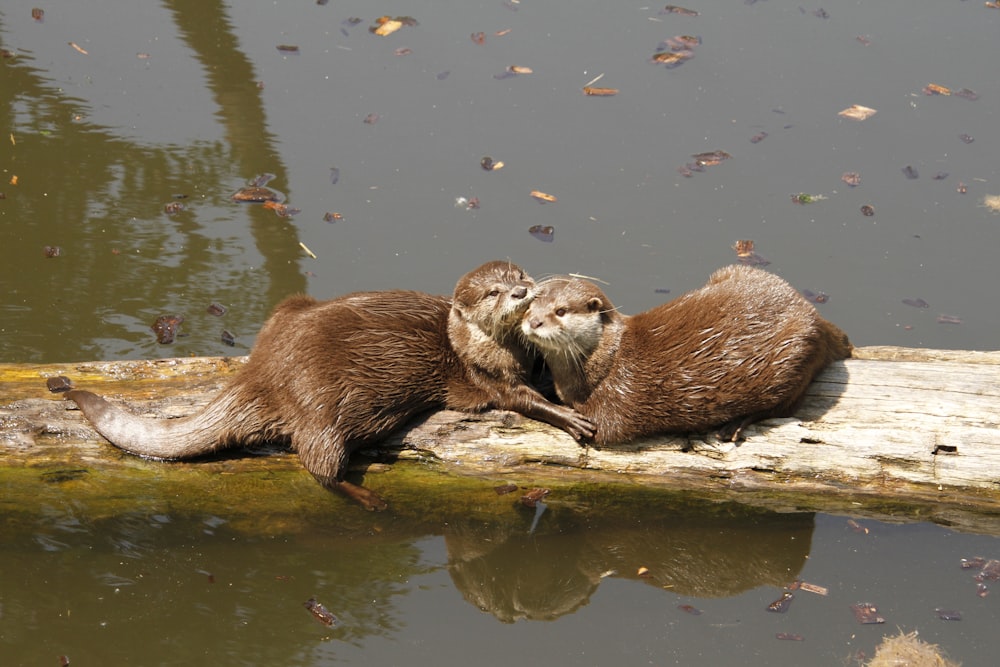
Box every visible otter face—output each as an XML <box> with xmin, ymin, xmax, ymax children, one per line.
<box><xmin>522</xmin><ymin>279</ymin><xmax>608</xmax><ymax>356</ymax></box>
<box><xmin>453</xmin><ymin>260</ymin><xmax>536</xmax><ymax>336</ymax></box>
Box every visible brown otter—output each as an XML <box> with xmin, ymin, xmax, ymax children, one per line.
<box><xmin>521</xmin><ymin>264</ymin><xmax>852</xmax><ymax>445</ymax></box>
<box><xmin>66</xmin><ymin>261</ymin><xmax>593</xmax><ymax>510</ymax></box>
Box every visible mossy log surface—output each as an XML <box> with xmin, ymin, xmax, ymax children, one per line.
<box><xmin>2</xmin><ymin>346</ymin><xmax>999</xmax><ymax>534</ymax></box>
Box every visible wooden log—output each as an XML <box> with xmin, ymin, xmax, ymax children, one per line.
<box><xmin>2</xmin><ymin>347</ymin><xmax>999</xmax><ymax>533</ymax></box>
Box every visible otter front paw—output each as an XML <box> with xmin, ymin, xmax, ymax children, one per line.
<box><xmin>560</xmin><ymin>409</ymin><xmax>596</xmax><ymax>443</ymax></box>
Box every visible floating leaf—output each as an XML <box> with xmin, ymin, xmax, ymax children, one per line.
<box><xmin>530</xmin><ymin>190</ymin><xmax>557</xmax><ymax>203</ymax></box>
<box><xmin>838</xmin><ymin>104</ymin><xmax>877</xmax><ymax>121</ymax></box>
<box><xmin>583</xmin><ymin>86</ymin><xmax>619</xmax><ymax>96</ymax></box>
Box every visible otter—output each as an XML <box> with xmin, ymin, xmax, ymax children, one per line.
<box><xmin>521</xmin><ymin>264</ymin><xmax>852</xmax><ymax>445</ymax></box>
<box><xmin>66</xmin><ymin>261</ymin><xmax>593</xmax><ymax>510</ymax></box>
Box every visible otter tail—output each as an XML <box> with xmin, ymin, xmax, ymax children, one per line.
<box><xmin>65</xmin><ymin>389</ymin><xmax>252</xmax><ymax>460</ymax></box>
<box><xmin>822</xmin><ymin>320</ymin><xmax>853</xmax><ymax>362</ymax></box>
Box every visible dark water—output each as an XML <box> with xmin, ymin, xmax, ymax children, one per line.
<box><xmin>3</xmin><ymin>485</ymin><xmax>999</xmax><ymax>667</ymax></box>
<box><xmin>2</xmin><ymin>0</ymin><xmax>999</xmax><ymax>664</ymax></box>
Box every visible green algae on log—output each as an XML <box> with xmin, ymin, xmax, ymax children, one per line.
<box><xmin>1</xmin><ymin>347</ymin><xmax>999</xmax><ymax>534</ymax></box>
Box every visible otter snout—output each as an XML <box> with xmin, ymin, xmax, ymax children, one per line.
<box><xmin>526</xmin><ymin>316</ymin><xmax>544</xmax><ymax>330</ymax></box>
<box><xmin>511</xmin><ymin>285</ymin><xmax>529</xmax><ymax>300</ymax></box>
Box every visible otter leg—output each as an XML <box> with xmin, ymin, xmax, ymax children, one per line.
<box><xmin>293</xmin><ymin>428</ymin><xmax>388</xmax><ymax>511</ymax></box>
<box><xmin>498</xmin><ymin>386</ymin><xmax>596</xmax><ymax>442</ymax></box>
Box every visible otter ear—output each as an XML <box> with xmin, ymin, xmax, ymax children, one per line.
<box><xmin>586</xmin><ymin>297</ymin><xmax>603</xmax><ymax>312</ymax></box>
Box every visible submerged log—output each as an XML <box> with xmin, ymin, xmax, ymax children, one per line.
<box><xmin>1</xmin><ymin>347</ymin><xmax>999</xmax><ymax>532</ymax></box>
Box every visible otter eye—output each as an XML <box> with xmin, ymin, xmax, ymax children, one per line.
<box><xmin>488</xmin><ymin>289</ymin><xmax>501</xmax><ymax>297</ymax></box>
<box><xmin>555</xmin><ymin>307</ymin><xmax>567</xmax><ymax>317</ymax></box>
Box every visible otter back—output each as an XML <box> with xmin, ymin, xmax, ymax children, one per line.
<box><xmin>523</xmin><ymin>265</ymin><xmax>851</xmax><ymax>445</ymax></box>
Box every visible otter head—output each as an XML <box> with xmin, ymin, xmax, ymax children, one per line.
<box><xmin>522</xmin><ymin>278</ymin><xmax>613</xmax><ymax>358</ymax></box>
<box><xmin>450</xmin><ymin>260</ymin><xmax>536</xmax><ymax>339</ymax></box>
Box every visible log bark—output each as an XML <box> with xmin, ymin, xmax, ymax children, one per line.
<box><xmin>2</xmin><ymin>347</ymin><xmax>999</xmax><ymax>532</ymax></box>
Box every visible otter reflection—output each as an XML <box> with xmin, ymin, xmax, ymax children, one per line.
<box><xmin>444</xmin><ymin>502</ymin><xmax>814</xmax><ymax>623</ymax></box>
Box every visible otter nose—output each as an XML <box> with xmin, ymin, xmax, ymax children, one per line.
<box><xmin>511</xmin><ymin>286</ymin><xmax>528</xmax><ymax>300</ymax></box>
<box><xmin>528</xmin><ymin>317</ymin><xmax>543</xmax><ymax>330</ymax></box>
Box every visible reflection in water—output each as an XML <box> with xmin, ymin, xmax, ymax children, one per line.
<box><xmin>445</xmin><ymin>504</ymin><xmax>813</xmax><ymax>622</ymax></box>
<box><xmin>0</xmin><ymin>1</ymin><xmax>305</xmax><ymax>363</ymax></box>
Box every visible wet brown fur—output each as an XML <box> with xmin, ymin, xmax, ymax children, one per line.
<box><xmin>67</xmin><ymin>261</ymin><xmax>591</xmax><ymax>510</ymax></box>
<box><xmin>522</xmin><ymin>265</ymin><xmax>852</xmax><ymax>445</ymax></box>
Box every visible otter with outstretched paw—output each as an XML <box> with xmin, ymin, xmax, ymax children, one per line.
<box><xmin>521</xmin><ymin>264</ymin><xmax>852</xmax><ymax>445</ymax></box>
<box><xmin>66</xmin><ymin>261</ymin><xmax>593</xmax><ymax>510</ymax></box>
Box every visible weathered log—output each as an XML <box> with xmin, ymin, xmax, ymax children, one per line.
<box><xmin>2</xmin><ymin>347</ymin><xmax>999</xmax><ymax>533</ymax></box>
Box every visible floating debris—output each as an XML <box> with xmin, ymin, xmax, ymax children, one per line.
<box><xmin>364</xmin><ymin>113</ymin><xmax>379</xmax><ymax>125</ymax></box>
<box><xmin>902</xmin><ymin>298</ymin><xmax>929</xmax><ymax>309</ymax></box>
<box><xmin>957</xmin><ymin>182</ymin><xmax>968</xmax><ymax>194</ymax></box>
<box><xmin>299</xmin><ymin>242</ymin><xmax>317</xmax><ymax>259</ymax></box>
<box><xmin>802</xmin><ymin>290</ymin><xmax>829</xmax><ymax>304</ymax></box>
<box><xmin>480</xmin><ymin>156</ymin><xmax>504</xmax><ymax>171</ymax></box>
<box><xmin>394</xmin><ymin>47</ymin><xmax>412</xmax><ymax>56</ymax></box>
<box><xmin>69</xmin><ymin>42</ymin><xmax>89</xmax><ymax>56</ymax></box>
<box><xmin>798</xmin><ymin>582</ymin><xmax>829</xmax><ymax>596</ymax></box>
<box><xmin>651</xmin><ymin>50</ymin><xmax>694</xmax><ymax>67</ymax></box>
<box><xmin>954</xmin><ymin>88</ymin><xmax>979</xmax><ymax>101</ymax></box>
<box><xmin>677</xmin><ymin>604</ymin><xmax>702</xmax><ymax>615</ymax></box>
<box><xmin>151</xmin><ymin>315</ymin><xmax>184</xmax><ymax>345</ymax></box>
<box><xmin>519</xmin><ymin>487</ymin><xmax>549</xmax><ymax>508</ymax></box>
<box><xmin>978</xmin><ymin>559</ymin><xmax>1000</xmax><ymax>581</ymax></box>
<box><xmin>529</xmin><ymin>225</ymin><xmax>554</xmax><ymax>242</ymax></box>
<box><xmin>936</xmin><ymin>314</ymin><xmax>962</xmax><ymax>325</ymax></box>
<box><xmin>902</xmin><ymin>165</ymin><xmax>919</xmax><ymax>180</ymax></box>
<box><xmin>221</xmin><ymin>330</ymin><xmax>236</xmax><ymax>347</ymax></box>
<box><xmin>323</xmin><ymin>212</ymin><xmax>343</xmax><ymax>223</ymax></box>
<box><xmin>46</xmin><ymin>376</ymin><xmax>73</xmax><ymax>393</ymax></box>
<box><xmin>847</xmin><ymin>519</ymin><xmax>869</xmax><ymax>534</ymax></box>
<box><xmin>43</xmin><ymin>245</ymin><xmax>61</xmax><ymax>258</ymax></box>
<box><xmin>749</xmin><ymin>131</ymin><xmax>768</xmax><ymax>144</ymax></box>
<box><xmin>733</xmin><ymin>240</ymin><xmax>770</xmax><ymax>267</ymax></box>
<box><xmin>922</xmin><ymin>83</ymin><xmax>951</xmax><ymax>96</ymax></box>
<box><xmin>959</xmin><ymin>133</ymin><xmax>974</xmax><ymax>144</ymax></box>
<box><xmin>304</xmin><ymin>597</ymin><xmax>338</xmax><ymax>627</ymax></box>
<box><xmin>838</xmin><ymin>104</ymin><xmax>877</xmax><ymax>121</ymax></box>
<box><xmin>263</xmin><ymin>201</ymin><xmax>300</xmax><ymax>217</ymax></box>
<box><xmin>509</xmin><ymin>65</ymin><xmax>533</xmax><ymax>74</ymax></box>
<box><xmin>637</xmin><ymin>566</ymin><xmax>650</xmax><ymax>577</ymax></box>
<box><xmin>164</xmin><ymin>201</ymin><xmax>185</xmax><ymax>215</ymax></box>
<box><xmin>692</xmin><ymin>150</ymin><xmax>731</xmax><ymax>166</ymax></box>
<box><xmin>207</xmin><ymin>302</ymin><xmax>227</xmax><ymax>317</ymax></box>
<box><xmin>791</xmin><ymin>193</ymin><xmax>826</xmax><ymax>204</ymax></box>
<box><xmin>276</xmin><ymin>44</ymin><xmax>300</xmax><ymax>54</ymax></box>
<box><xmin>850</xmin><ymin>602</ymin><xmax>885</xmax><ymax>624</ymax></box>
<box><xmin>32</xmin><ymin>7</ymin><xmax>44</xmax><ymax>21</ymax></box>
<box><xmin>933</xmin><ymin>172</ymin><xmax>949</xmax><ymax>181</ymax></box>
<box><xmin>935</xmin><ymin>608</ymin><xmax>962</xmax><ymax>621</ymax></box>
<box><xmin>370</xmin><ymin>16</ymin><xmax>418</xmax><ymax>36</ymax></box>
<box><xmin>233</xmin><ymin>185</ymin><xmax>281</xmax><ymax>204</ymax></box>
<box><xmin>841</xmin><ymin>172</ymin><xmax>861</xmax><ymax>187</ymax></box>
<box><xmin>767</xmin><ymin>592</ymin><xmax>794</xmax><ymax>613</ymax></box>
<box><xmin>232</xmin><ymin>174</ymin><xmax>281</xmax><ymax>203</ymax></box>
<box><xmin>661</xmin><ymin>5</ymin><xmax>699</xmax><ymax>15</ymax></box>
<box><xmin>775</xmin><ymin>633</ymin><xmax>804</xmax><ymax>641</ymax></box>
<box><xmin>493</xmin><ymin>483</ymin><xmax>518</xmax><ymax>495</ymax></box>
<box><xmin>583</xmin><ymin>86</ymin><xmax>619</xmax><ymax>96</ymax></box>
<box><xmin>861</xmin><ymin>204</ymin><xmax>875</xmax><ymax>216</ymax></box>
<box><xmin>471</xmin><ymin>31</ymin><xmax>486</xmax><ymax>45</ymax></box>
<box><xmin>867</xmin><ymin>631</ymin><xmax>959</xmax><ymax>667</ymax></box>
<box><xmin>329</xmin><ymin>167</ymin><xmax>340</xmax><ymax>185</ymax></box>
<box><xmin>980</xmin><ymin>195</ymin><xmax>1000</xmax><ymax>213</ymax></box>
<box><xmin>530</xmin><ymin>190</ymin><xmax>557</xmax><ymax>203</ymax></box>
<box><xmin>664</xmin><ymin>35</ymin><xmax>702</xmax><ymax>49</ymax></box>
<box><xmin>436</xmin><ymin>70</ymin><xmax>450</xmax><ymax>80</ymax></box>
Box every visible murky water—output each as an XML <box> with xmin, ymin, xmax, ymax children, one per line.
<box><xmin>2</xmin><ymin>0</ymin><xmax>999</xmax><ymax>664</ymax></box>
<box><xmin>3</xmin><ymin>482</ymin><xmax>999</xmax><ymax>667</ymax></box>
